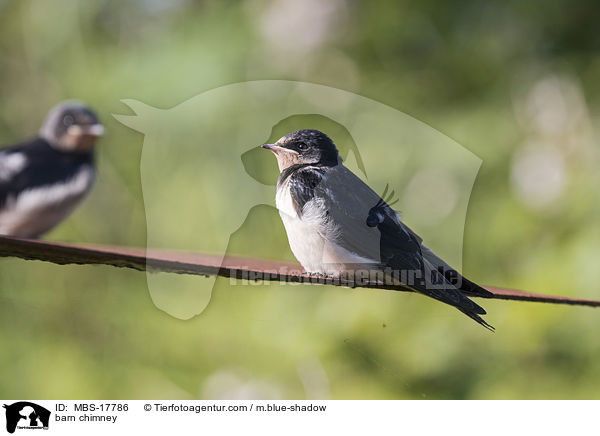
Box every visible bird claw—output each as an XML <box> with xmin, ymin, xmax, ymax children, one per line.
<box><xmin>304</xmin><ymin>271</ymin><xmax>334</xmax><ymax>280</ymax></box>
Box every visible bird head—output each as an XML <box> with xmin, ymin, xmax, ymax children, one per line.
<box><xmin>39</xmin><ymin>101</ymin><xmax>104</xmax><ymax>152</ymax></box>
<box><xmin>262</xmin><ymin>129</ymin><xmax>339</xmax><ymax>171</ymax></box>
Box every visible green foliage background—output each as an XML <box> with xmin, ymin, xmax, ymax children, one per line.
<box><xmin>0</xmin><ymin>0</ymin><xmax>599</xmax><ymax>399</ymax></box>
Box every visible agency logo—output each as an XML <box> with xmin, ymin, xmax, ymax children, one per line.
<box><xmin>3</xmin><ymin>402</ymin><xmax>50</xmax><ymax>434</ymax></box>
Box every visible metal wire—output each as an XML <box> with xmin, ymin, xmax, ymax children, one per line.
<box><xmin>0</xmin><ymin>235</ymin><xmax>598</xmax><ymax>307</ymax></box>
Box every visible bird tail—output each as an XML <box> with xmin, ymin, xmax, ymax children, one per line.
<box><xmin>420</xmin><ymin>244</ymin><xmax>494</xmax><ymax>299</ymax></box>
<box><xmin>412</xmin><ymin>260</ymin><xmax>495</xmax><ymax>331</ymax></box>
<box><xmin>411</xmin><ymin>282</ymin><xmax>494</xmax><ymax>331</ymax></box>
<box><xmin>458</xmin><ymin>308</ymin><xmax>495</xmax><ymax>332</ymax></box>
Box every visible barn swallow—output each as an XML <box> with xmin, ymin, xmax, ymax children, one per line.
<box><xmin>0</xmin><ymin>101</ymin><xmax>103</xmax><ymax>238</ymax></box>
<box><xmin>262</xmin><ymin>129</ymin><xmax>494</xmax><ymax>330</ymax></box>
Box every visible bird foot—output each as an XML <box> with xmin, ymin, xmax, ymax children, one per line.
<box><xmin>304</xmin><ymin>271</ymin><xmax>335</xmax><ymax>281</ymax></box>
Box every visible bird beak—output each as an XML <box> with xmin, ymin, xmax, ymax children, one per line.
<box><xmin>68</xmin><ymin>124</ymin><xmax>105</xmax><ymax>137</ymax></box>
<box><xmin>261</xmin><ymin>144</ymin><xmax>298</xmax><ymax>154</ymax></box>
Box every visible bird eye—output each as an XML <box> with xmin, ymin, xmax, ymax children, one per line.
<box><xmin>297</xmin><ymin>142</ymin><xmax>307</xmax><ymax>150</ymax></box>
<box><xmin>63</xmin><ymin>115</ymin><xmax>74</xmax><ymax>126</ymax></box>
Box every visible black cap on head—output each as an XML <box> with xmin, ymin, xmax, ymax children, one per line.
<box><xmin>39</xmin><ymin>100</ymin><xmax>103</xmax><ymax>151</ymax></box>
<box><xmin>276</xmin><ymin>129</ymin><xmax>340</xmax><ymax>165</ymax></box>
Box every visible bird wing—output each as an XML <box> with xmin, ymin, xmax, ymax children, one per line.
<box><xmin>289</xmin><ymin>164</ymin><xmax>422</xmax><ymax>266</ymax></box>
<box><xmin>289</xmin><ymin>164</ymin><xmax>493</xmax><ymax>330</ymax></box>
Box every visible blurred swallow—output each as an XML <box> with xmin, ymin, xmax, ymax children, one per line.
<box><xmin>0</xmin><ymin>101</ymin><xmax>103</xmax><ymax>238</ymax></box>
<box><xmin>263</xmin><ymin>129</ymin><xmax>494</xmax><ymax>330</ymax></box>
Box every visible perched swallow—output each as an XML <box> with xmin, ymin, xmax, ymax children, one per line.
<box><xmin>263</xmin><ymin>129</ymin><xmax>494</xmax><ymax>330</ymax></box>
<box><xmin>0</xmin><ymin>101</ymin><xmax>103</xmax><ymax>238</ymax></box>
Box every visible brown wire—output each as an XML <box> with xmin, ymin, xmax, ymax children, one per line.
<box><xmin>0</xmin><ymin>235</ymin><xmax>598</xmax><ymax>307</ymax></box>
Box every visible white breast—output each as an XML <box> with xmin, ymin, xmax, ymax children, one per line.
<box><xmin>0</xmin><ymin>165</ymin><xmax>95</xmax><ymax>238</ymax></box>
<box><xmin>276</xmin><ymin>180</ymin><xmax>376</xmax><ymax>275</ymax></box>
